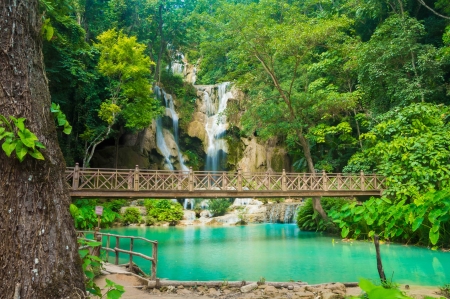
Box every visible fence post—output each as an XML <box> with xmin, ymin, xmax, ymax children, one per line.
<box><xmin>322</xmin><ymin>170</ymin><xmax>328</xmax><ymax>191</ymax></box>
<box><xmin>151</xmin><ymin>241</ymin><xmax>158</xmax><ymax>280</ymax></box>
<box><xmin>337</xmin><ymin>173</ymin><xmax>342</xmax><ymax>190</ymax></box>
<box><xmin>134</xmin><ymin>165</ymin><xmax>139</xmax><ymax>191</ymax></box>
<box><xmin>129</xmin><ymin>238</ymin><xmax>134</xmax><ymax>271</ymax></box>
<box><xmin>128</xmin><ymin>170</ymin><xmax>133</xmax><ymax>190</ymax></box>
<box><xmin>106</xmin><ymin>235</ymin><xmax>110</xmax><ymax>261</ymax></box>
<box><xmin>360</xmin><ymin>170</ymin><xmax>365</xmax><ymax>191</ymax></box>
<box><xmin>73</xmin><ymin>163</ymin><xmax>80</xmax><ymax>190</ymax></box>
<box><xmin>189</xmin><ymin>167</ymin><xmax>194</xmax><ymax>192</ymax></box>
<box><xmin>282</xmin><ymin>169</ymin><xmax>287</xmax><ymax>191</ymax></box>
<box><xmin>115</xmin><ymin>237</ymin><xmax>120</xmax><ymax>265</ymax></box>
<box><xmin>222</xmin><ymin>172</ymin><xmax>227</xmax><ymax>190</ymax></box>
<box><xmin>237</xmin><ymin>168</ymin><xmax>242</xmax><ymax>192</ymax></box>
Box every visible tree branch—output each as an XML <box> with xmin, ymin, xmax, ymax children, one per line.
<box><xmin>417</xmin><ymin>0</ymin><xmax>450</xmax><ymax>20</ymax></box>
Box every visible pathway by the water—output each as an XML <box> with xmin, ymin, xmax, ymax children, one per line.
<box><xmin>102</xmin><ymin>224</ymin><xmax>450</xmax><ymax>286</ymax></box>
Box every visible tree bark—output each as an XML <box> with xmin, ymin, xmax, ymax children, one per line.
<box><xmin>0</xmin><ymin>0</ymin><xmax>85</xmax><ymax>298</ymax></box>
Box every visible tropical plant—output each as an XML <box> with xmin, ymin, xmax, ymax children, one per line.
<box><xmin>78</xmin><ymin>239</ymin><xmax>125</xmax><ymax>299</ymax></box>
<box><xmin>0</xmin><ymin>115</ymin><xmax>46</xmax><ymax>162</ymax></box>
<box><xmin>70</xmin><ymin>199</ymin><xmax>121</xmax><ymax>230</ymax></box>
<box><xmin>296</xmin><ymin>198</ymin><xmax>347</xmax><ymax>231</ymax></box>
<box><xmin>144</xmin><ymin>199</ymin><xmax>184</xmax><ymax>224</ymax></box>
<box><xmin>348</xmin><ymin>278</ymin><xmax>412</xmax><ymax>299</ymax></box>
<box><xmin>207</xmin><ymin>198</ymin><xmax>231</xmax><ymax>216</ymax></box>
<box><xmin>122</xmin><ymin>207</ymin><xmax>142</xmax><ymax>224</ymax></box>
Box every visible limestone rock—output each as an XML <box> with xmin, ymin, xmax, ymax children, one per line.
<box><xmin>324</xmin><ymin>283</ymin><xmax>346</xmax><ymax>293</ymax></box>
<box><xmin>264</xmin><ymin>285</ymin><xmax>278</xmax><ymax>293</ymax></box>
<box><xmin>240</xmin><ymin>283</ymin><xmax>258</xmax><ymax>293</ymax></box>
<box><xmin>208</xmin><ymin>288</ymin><xmax>221</xmax><ymax>296</ymax></box>
<box><xmin>321</xmin><ymin>291</ymin><xmax>343</xmax><ymax>299</ymax></box>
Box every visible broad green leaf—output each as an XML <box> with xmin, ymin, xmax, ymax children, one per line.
<box><xmin>429</xmin><ymin>229</ymin><xmax>439</xmax><ymax>245</ymax></box>
<box><xmin>2</xmin><ymin>141</ymin><xmax>16</xmax><ymax>157</ymax></box>
<box><xmin>412</xmin><ymin>217</ymin><xmax>424</xmax><ymax>232</ymax></box>
<box><xmin>63</xmin><ymin>123</ymin><xmax>72</xmax><ymax>135</ymax></box>
<box><xmin>11</xmin><ymin>117</ymin><xmax>26</xmax><ymax>132</ymax></box>
<box><xmin>46</xmin><ymin>25</ymin><xmax>54</xmax><ymax>41</ymax></box>
<box><xmin>35</xmin><ymin>141</ymin><xmax>46</xmax><ymax>149</ymax></box>
<box><xmin>28</xmin><ymin>149</ymin><xmax>44</xmax><ymax>160</ymax></box>
<box><xmin>341</xmin><ymin>226</ymin><xmax>349</xmax><ymax>238</ymax></box>
<box><xmin>15</xmin><ymin>140</ymin><xmax>28</xmax><ymax>162</ymax></box>
<box><xmin>107</xmin><ymin>289</ymin><xmax>125</xmax><ymax>299</ymax></box>
<box><xmin>18</xmin><ymin>129</ymin><xmax>38</xmax><ymax>148</ymax></box>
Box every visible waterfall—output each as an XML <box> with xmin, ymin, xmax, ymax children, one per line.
<box><xmin>154</xmin><ymin>86</ymin><xmax>188</xmax><ymax>171</ymax></box>
<box><xmin>204</xmin><ymin>83</ymin><xmax>232</xmax><ymax>172</ymax></box>
<box><xmin>183</xmin><ymin>198</ymin><xmax>195</xmax><ymax>210</ymax></box>
<box><xmin>265</xmin><ymin>203</ymin><xmax>301</xmax><ymax>223</ymax></box>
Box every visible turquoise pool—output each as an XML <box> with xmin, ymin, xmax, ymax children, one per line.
<box><xmin>102</xmin><ymin>224</ymin><xmax>450</xmax><ymax>286</ymax></box>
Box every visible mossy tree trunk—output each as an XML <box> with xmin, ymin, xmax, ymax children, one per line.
<box><xmin>0</xmin><ymin>0</ymin><xmax>85</xmax><ymax>297</ymax></box>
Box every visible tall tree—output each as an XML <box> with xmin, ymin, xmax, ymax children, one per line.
<box><xmin>0</xmin><ymin>0</ymin><xmax>85</xmax><ymax>297</ymax></box>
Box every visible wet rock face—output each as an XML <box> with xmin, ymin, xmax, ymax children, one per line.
<box><xmin>265</xmin><ymin>203</ymin><xmax>302</xmax><ymax>224</ymax></box>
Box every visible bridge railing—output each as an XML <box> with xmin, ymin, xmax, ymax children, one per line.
<box><xmin>66</xmin><ymin>164</ymin><xmax>385</xmax><ymax>192</ymax></box>
<box><xmin>77</xmin><ymin>230</ymin><xmax>158</xmax><ymax>279</ymax></box>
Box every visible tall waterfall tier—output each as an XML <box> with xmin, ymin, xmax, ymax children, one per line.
<box><xmin>201</xmin><ymin>82</ymin><xmax>233</xmax><ymax>171</ymax></box>
<box><xmin>154</xmin><ymin>86</ymin><xmax>188</xmax><ymax>171</ymax></box>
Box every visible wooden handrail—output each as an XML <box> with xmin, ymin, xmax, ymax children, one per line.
<box><xmin>66</xmin><ymin>166</ymin><xmax>386</xmax><ymax>195</ymax></box>
<box><xmin>77</xmin><ymin>231</ymin><xmax>158</xmax><ymax>280</ymax></box>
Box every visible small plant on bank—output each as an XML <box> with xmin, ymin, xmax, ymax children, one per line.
<box><xmin>78</xmin><ymin>239</ymin><xmax>125</xmax><ymax>298</ymax></box>
<box><xmin>439</xmin><ymin>284</ymin><xmax>450</xmax><ymax>298</ymax></box>
<box><xmin>207</xmin><ymin>198</ymin><xmax>231</xmax><ymax>216</ymax></box>
<box><xmin>348</xmin><ymin>278</ymin><xmax>411</xmax><ymax>299</ymax></box>
<box><xmin>145</xmin><ymin>199</ymin><xmax>184</xmax><ymax>225</ymax></box>
<box><xmin>257</xmin><ymin>277</ymin><xmax>266</xmax><ymax>286</ymax></box>
<box><xmin>122</xmin><ymin>207</ymin><xmax>142</xmax><ymax>224</ymax></box>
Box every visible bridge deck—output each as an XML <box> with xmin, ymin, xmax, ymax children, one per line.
<box><xmin>66</xmin><ymin>165</ymin><xmax>385</xmax><ymax>198</ymax></box>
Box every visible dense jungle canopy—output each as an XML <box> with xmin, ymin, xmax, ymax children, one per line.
<box><xmin>44</xmin><ymin>0</ymin><xmax>450</xmax><ymax>245</ymax></box>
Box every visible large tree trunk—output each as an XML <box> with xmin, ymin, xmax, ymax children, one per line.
<box><xmin>0</xmin><ymin>0</ymin><xmax>85</xmax><ymax>298</ymax></box>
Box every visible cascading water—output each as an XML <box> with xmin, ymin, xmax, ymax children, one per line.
<box><xmin>204</xmin><ymin>82</ymin><xmax>233</xmax><ymax>172</ymax></box>
<box><xmin>265</xmin><ymin>203</ymin><xmax>301</xmax><ymax>223</ymax></box>
<box><xmin>154</xmin><ymin>86</ymin><xmax>188</xmax><ymax>171</ymax></box>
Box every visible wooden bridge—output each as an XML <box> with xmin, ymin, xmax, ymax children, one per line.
<box><xmin>66</xmin><ymin>164</ymin><xmax>385</xmax><ymax>198</ymax></box>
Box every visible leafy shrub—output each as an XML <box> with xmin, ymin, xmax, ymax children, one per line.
<box><xmin>207</xmin><ymin>198</ymin><xmax>232</xmax><ymax>216</ymax></box>
<box><xmin>348</xmin><ymin>278</ymin><xmax>412</xmax><ymax>299</ymax></box>
<box><xmin>144</xmin><ymin>216</ymin><xmax>156</xmax><ymax>226</ymax></box>
<box><xmin>122</xmin><ymin>207</ymin><xmax>142</xmax><ymax>224</ymax></box>
<box><xmin>70</xmin><ymin>199</ymin><xmax>121</xmax><ymax>230</ymax></box>
<box><xmin>329</xmin><ymin>190</ymin><xmax>450</xmax><ymax>247</ymax></box>
<box><xmin>144</xmin><ymin>199</ymin><xmax>184</xmax><ymax>224</ymax></box>
<box><xmin>296</xmin><ymin>197</ymin><xmax>347</xmax><ymax>231</ymax></box>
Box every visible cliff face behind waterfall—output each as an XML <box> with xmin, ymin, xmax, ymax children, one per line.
<box><xmin>90</xmin><ymin>60</ymin><xmax>292</xmax><ymax>172</ymax></box>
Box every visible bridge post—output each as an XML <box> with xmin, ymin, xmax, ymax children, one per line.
<box><xmin>237</xmin><ymin>168</ymin><xmax>242</xmax><ymax>192</ymax></box>
<box><xmin>360</xmin><ymin>171</ymin><xmax>365</xmax><ymax>191</ymax></box>
<box><xmin>189</xmin><ymin>167</ymin><xmax>194</xmax><ymax>192</ymax></box>
<box><xmin>72</xmin><ymin>163</ymin><xmax>80</xmax><ymax>190</ymax></box>
<box><xmin>134</xmin><ymin>165</ymin><xmax>139</xmax><ymax>191</ymax></box>
<box><xmin>322</xmin><ymin>170</ymin><xmax>328</xmax><ymax>191</ymax></box>
<box><xmin>222</xmin><ymin>172</ymin><xmax>227</xmax><ymax>190</ymax></box>
<box><xmin>282</xmin><ymin>169</ymin><xmax>287</xmax><ymax>191</ymax></box>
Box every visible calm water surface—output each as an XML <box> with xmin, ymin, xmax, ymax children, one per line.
<box><xmin>103</xmin><ymin>224</ymin><xmax>450</xmax><ymax>285</ymax></box>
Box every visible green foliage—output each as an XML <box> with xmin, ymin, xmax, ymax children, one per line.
<box><xmin>51</xmin><ymin>102</ymin><xmax>72</xmax><ymax>134</ymax></box>
<box><xmin>70</xmin><ymin>199</ymin><xmax>122</xmax><ymax>229</ymax></box>
<box><xmin>296</xmin><ymin>198</ymin><xmax>347</xmax><ymax>231</ymax></box>
<box><xmin>438</xmin><ymin>284</ymin><xmax>450</xmax><ymax>298</ymax></box>
<box><xmin>0</xmin><ymin>115</ymin><xmax>46</xmax><ymax>162</ymax></box>
<box><xmin>345</xmin><ymin>103</ymin><xmax>450</xmax><ymax>202</ymax></box>
<box><xmin>144</xmin><ymin>199</ymin><xmax>184</xmax><ymax>224</ymax></box>
<box><xmin>357</xmin><ymin>15</ymin><xmax>446</xmax><ymax>113</ymax></box>
<box><xmin>207</xmin><ymin>198</ymin><xmax>231</xmax><ymax>216</ymax></box>
<box><xmin>122</xmin><ymin>207</ymin><xmax>142</xmax><ymax>224</ymax></box>
<box><xmin>95</xmin><ymin>28</ymin><xmax>162</xmax><ymax>129</ymax></box>
<box><xmin>329</xmin><ymin>189</ymin><xmax>450</xmax><ymax>247</ymax></box>
<box><xmin>78</xmin><ymin>239</ymin><xmax>125</xmax><ymax>298</ymax></box>
<box><xmin>348</xmin><ymin>278</ymin><xmax>412</xmax><ymax>299</ymax></box>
